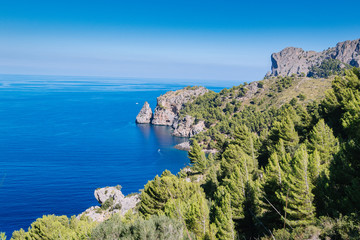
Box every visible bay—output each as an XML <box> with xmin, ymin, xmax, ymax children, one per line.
<box><xmin>0</xmin><ymin>74</ymin><xmax>239</xmax><ymax>235</ymax></box>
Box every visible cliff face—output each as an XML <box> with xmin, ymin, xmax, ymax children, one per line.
<box><xmin>150</xmin><ymin>86</ymin><xmax>209</xmax><ymax>137</ymax></box>
<box><xmin>151</xmin><ymin>86</ymin><xmax>208</xmax><ymax>126</ymax></box>
<box><xmin>135</xmin><ymin>86</ymin><xmax>209</xmax><ymax>137</ymax></box>
<box><xmin>331</xmin><ymin>39</ymin><xmax>360</xmax><ymax>66</ymax></box>
<box><xmin>172</xmin><ymin>115</ymin><xmax>206</xmax><ymax>137</ymax></box>
<box><xmin>268</xmin><ymin>38</ymin><xmax>360</xmax><ymax>77</ymax></box>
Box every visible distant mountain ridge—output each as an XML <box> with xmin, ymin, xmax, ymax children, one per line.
<box><xmin>267</xmin><ymin>38</ymin><xmax>360</xmax><ymax>77</ymax></box>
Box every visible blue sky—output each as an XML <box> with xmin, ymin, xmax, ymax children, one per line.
<box><xmin>0</xmin><ymin>0</ymin><xmax>359</xmax><ymax>81</ymax></box>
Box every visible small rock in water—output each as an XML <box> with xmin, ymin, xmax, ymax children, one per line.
<box><xmin>136</xmin><ymin>101</ymin><xmax>153</xmax><ymax>124</ymax></box>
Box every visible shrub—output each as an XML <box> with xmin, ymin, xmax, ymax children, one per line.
<box><xmin>290</xmin><ymin>97</ymin><xmax>298</xmax><ymax>106</ymax></box>
<box><xmin>91</xmin><ymin>215</ymin><xmax>187</xmax><ymax>240</ymax></box>
<box><xmin>272</xmin><ymin>229</ymin><xmax>291</xmax><ymax>240</ymax></box>
<box><xmin>101</xmin><ymin>197</ymin><xmax>114</xmax><ymax>210</ymax></box>
<box><xmin>318</xmin><ymin>215</ymin><xmax>360</xmax><ymax>239</ymax></box>
<box><xmin>308</xmin><ymin>59</ymin><xmax>351</xmax><ymax>78</ymax></box>
<box><xmin>298</xmin><ymin>93</ymin><xmax>306</xmax><ymax>101</ymax></box>
<box><xmin>11</xmin><ymin>215</ymin><xmax>97</xmax><ymax>240</ymax></box>
<box><xmin>0</xmin><ymin>233</ymin><xmax>6</xmax><ymax>240</ymax></box>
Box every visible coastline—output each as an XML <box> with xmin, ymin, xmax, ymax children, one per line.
<box><xmin>0</xmin><ymin>82</ymin><xmax>190</xmax><ymax>236</ymax></box>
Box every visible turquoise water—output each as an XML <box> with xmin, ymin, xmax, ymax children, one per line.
<box><xmin>0</xmin><ymin>74</ymin><xmax>238</xmax><ymax>235</ymax></box>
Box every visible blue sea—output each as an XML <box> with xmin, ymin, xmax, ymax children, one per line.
<box><xmin>0</xmin><ymin>74</ymin><xmax>240</xmax><ymax>235</ymax></box>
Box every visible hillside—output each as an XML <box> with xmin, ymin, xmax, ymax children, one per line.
<box><xmin>9</xmin><ymin>40</ymin><xmax>360</xmax><ymax>240</ymax></box>
<box><xmin>171</xmin><ymin>75</ymin><xmax>332</xmax><ymax>151</ymax></box>
<box><xmin>178</xmin><ymin>68</ymin><xmax>360</xmax><ymax>239</ymax></box>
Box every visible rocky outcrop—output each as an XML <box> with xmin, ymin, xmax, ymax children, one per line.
<box><xmin>136</xmin><ymin>102</ymin><xmax>152</xmax><ymax>124</ymax></box>
<box><xmin>267</xmin><ymin>38</ymin><xmax>360</xmax><ymax>77</ymax></box>
<box><xmin>135</xmin><ymin>87</ymin><xmax>209</xmax><ymax>138</ymax></box>
<box><xmin>172</xmin><ymin>115</ymin><xmax>206</xmax><ymax>137</ymax></box>
<box><xmin>269</xmin><ymin>47</ymin><xmax>323</xmax><ymax>77</ymax></box>
<box><xmin>78</xmin><ymin>186</ymin><xmax>140</xmax><ymax>222</ymax></box>
<box><xmin>238</xmin><ymin>81</ymin><xmax>261</xmax><ymax>101</ymax></box>
<box><xmin>94</xmin><ymin>186</ymin><xmax>124</xmax><ymax>206</ymax></box>
<box><xmin>151</xmin><ymin>86</ymin><xmax>209</xmax><ymax>126</ymax></box>
<box><xmin>331</xmin><ymin>39</ymin><xmax>360</xmax><ymax>67</ymax></box>
<box><xmin>174</xmin><ymin>141</ymin><xmax>191</xmax><ymax>151</ymax></box>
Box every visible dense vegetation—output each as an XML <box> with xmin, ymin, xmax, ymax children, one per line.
<box><xmin>307</xmin><ymin>59</ymin><xmax>352</xmax><ymax>78</ymax></box>
<box><xmin>11</xmin><ymin>215</ymin><xmax>96</xmax><ymax>239</ymax></box>
<box><xmin>91</xmin><ymin>215</ymin><xmax>188</xmax><ymax>240</ymax></box>
<box><xmin>6</xmin><ymin>68</ymin><xmax>360</xmax><ymax>239</ymax></box>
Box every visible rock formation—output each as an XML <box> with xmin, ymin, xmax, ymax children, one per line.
<box><xmin>174</xmin><ymin>141</ymin><xmax>191</xmax><ymax>151</ymax></box>
<box><xmin>151</xmin><ymin>86</ymin><xmax>208</xmax><ymax>126</ymax></box>
<box><xmin>135</xmin><ymin>83</ymin><xmax>265</xmax><ymax>138</ymax></box>
<box><xmin>78</xmin><ymin>186</ymin><xmax>140</xmax><ymax>222</ymax></box>
<box><xmin>135</xmin><ymin>102</ymin><xmax>152</xmax><ymax>124</ymax></box>
<box><xmin>172</xmin><ymin>115</ymin><xmax>206</xmax><ymax>137</ymax></box>
<box><xmin>267</xmin><ymin>38</ymin><xmax>360</xmax><ymax>77</ymax></box>
<box><xmin>140</xmin><ymin>86</ymin><xmax>209</xmax><ymax>137</ymax></box>
<box><xmin>331</xmin><ymin>39</ymin><xmax>360</xmax><ymax>66</ymax></box>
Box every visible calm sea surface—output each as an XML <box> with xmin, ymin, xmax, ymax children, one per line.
<box><xmin>0</xmin><ymin>74</ymin><xmax>239</xmax><ymax>235</ymax></box>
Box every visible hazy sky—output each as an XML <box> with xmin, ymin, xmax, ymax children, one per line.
<box><xmin>0</xmin><ymin>0</ymin><xmax>359</xmax><ymax>81</ymax></box>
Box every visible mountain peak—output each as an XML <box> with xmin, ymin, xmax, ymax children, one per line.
<box><xmin>267</xmin><ymin>38</ymin><xmax>360</xmax><ymax>77</ymax></box>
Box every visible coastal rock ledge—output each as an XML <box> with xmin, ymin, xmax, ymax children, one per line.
<box><xmin>136</xmin><ymin>101</ymin><xmax>153</xmax><ymax>124</ymax></box>
<box><xmin>78</xmin><ymin>186</ymin><xmax>140</xmax><ymax>222</ymax></box>
<box><xmin>174</xmin><ymin>141</ymin><xmax>191</xmax><ymax>151</ymax></box>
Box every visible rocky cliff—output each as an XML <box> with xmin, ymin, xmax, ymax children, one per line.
<box><xmin>151</xmin><ymin>86</ymin><xmax>208</xmax><ymax>125</ymax></box>
<box><xmin>78</xmin><ymin>186</ymin><xmax>140</xmax><ymax>222</ymax></box>
<box><xmin>268</xmin><ymin>38</ymin><xmax>360</xmax><ymax>77</ymax></box>
<box><xmin>136</xmin><ymin>101</ymin><xmax>152</xmax><ymax>124</ymax></box>
<box><xmin>172</xmin><ymin>115</ymin><xmax>206</xmax><ymax>137</ymax></box>
<box><xmin>150</xmin><ymin>86</ymin><xmax>209</xmax><ymax>137</ymax></box>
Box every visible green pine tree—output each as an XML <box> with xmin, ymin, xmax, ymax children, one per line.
<box><xmin>308</xmin><ymin>149</ymin><xmax>321</xmax><ymax>181</ymax></box>
<box><xmin>233</xmin><ymin>124</ymin><xmax>259</xmax><ymax>168</ymax></box>
<box><xmin>203</xmin><ymin>163</ymin><xmax>219</xmax><ymax>199</ymax></box>
<box><xmin>213</xmin><ymin>186</ymin><xmax>236</xmax><ymax>240</ymax></box>
<box><xmin>262</xmin><ymin>139</ymin><xmax>291</xmax><ymax>228</ymax></box>
<box><xmin>188</xmin><ymin>139</ymin><xmax>202</xmax><ymax>164</ymax></box>
<box><xmin>308</xmin><ymin>119</ymin><xmax>339</xmax><ymax>166</ymax></box>
<box><xmin>220</xmin><ymin>144</ymin><xmax>254</xmax><ymax>180</ymax></box>
<box><xmin>321</xmin><ymin>68</ymin><xmax>360</xmax><ymax>216</ymax></box>
<box><xmin>223</xmin><ymin>165</ymin><xmax>246</xmax><ymax>219</ymax></box>
<box><xmin>280</xmin><ymin>145</ymin><xmax>315</xmax><ymax>227</ymax></box>
<box><xmin>308</xmin><ymin>148</ymin><xmax>332</xmax><ymax>216</ymax></box>
<box><xmin>269</xmin><ymin>114</ymin><xmax>299</xmax><ymax>154</ymax></box>
<box><xmin>266</xmin><ymin>152</ymin><xmax>282</xmax><ymax>185</ymax></box>
<box><xmin>207</xmin><ymin>153</ymin><xmax>215</xmax><ymax>166</ymax></box>
<box><xmin>193</xmin><ymin>151</ymin><xmax>207</xmax><ymax>173</ymax></box>
<box><xmin>139</xmin><ymin>170</ymin><xmax>211</xmax><ymax>239</ymax></box>
<box><xmin>164</xmin><ymin>189</ymin><xmax>210</xmax><ymax>239</ymax></box>
<box><xmin>242</xmin><ymin>180</ymin><xmax>262</xmax><ymax>238</ymax></box>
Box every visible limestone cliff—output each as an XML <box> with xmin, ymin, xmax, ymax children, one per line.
<box><xmin>150</xmin><ymin>86</ymin><xmax>209</xmax><ymax>137</ymax></box>
<box><xmin>268</xmin><ymin>38</ymin><xmax>360</xmax><ymax>77</ymax></box>
<box><xmin>172</xmin><ymin>115</ymin><xmax>206</xmax><ymax>137</ymax></box>
<box><xmin>151</xmin><ymin>86</ymin><xmax>208</xmax><ymax>125</ymax></box>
